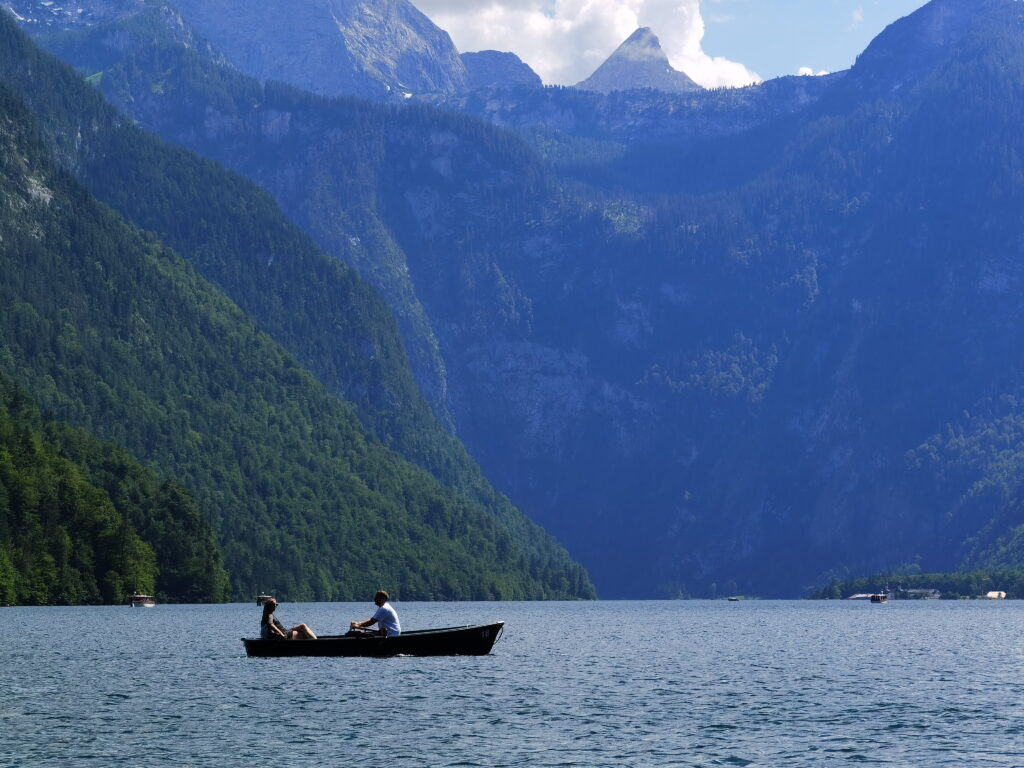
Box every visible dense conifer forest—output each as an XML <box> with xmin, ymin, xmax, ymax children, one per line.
<box><xmin>0</xmin><ymin>374</ymin><xmax>229</xmax><ymax>604</ymax></box>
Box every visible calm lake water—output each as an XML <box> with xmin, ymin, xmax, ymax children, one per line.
<box><xmin>2</xmin><ymin>600</ymin><xmax>1023</xmax><ymax>767</ymax></box>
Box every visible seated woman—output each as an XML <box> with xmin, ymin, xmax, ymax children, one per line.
<box><xmin>260</xmin><ymin>598</ymin><xmax>317</xmax><ymax>640</ymax></box>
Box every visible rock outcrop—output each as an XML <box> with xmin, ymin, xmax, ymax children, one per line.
<box><xmin>6</xmin><ymin>0</ymin><xmax>469</xmax><ymax>98</ymax></box>
<box><xmin>575</xmin><ymin>27</ymin><xmax>701</xmax><ymax>94</ymax></box>
<box><xmin>165</xmin><ymin>0</ymin><xmax>467</xmax><ymax>99</ymax></box>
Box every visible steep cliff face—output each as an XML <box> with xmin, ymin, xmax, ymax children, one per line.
<box><xmin>6</xmin><ymin>0</ymin><xmax>468</xmax><ymax>98</ymax></box>
<box><xmin>167</xmin><ymin>0</ymin><xmax>467</xmax><ymax>99</ymax></box>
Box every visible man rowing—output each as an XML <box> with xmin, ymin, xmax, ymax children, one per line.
<box><xmin>350</xmin><ymin>590</ymin><xmax>401</xmax><ymax>637</ymax></box>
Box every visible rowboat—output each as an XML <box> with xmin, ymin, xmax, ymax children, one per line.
<box><xmin>242</xmin><ymin>622</ymin><xmax>504</xmax><ymax>658</ymax></box>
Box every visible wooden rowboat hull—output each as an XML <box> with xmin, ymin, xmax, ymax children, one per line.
<box><xmin>242</xmin><ymin>621</ymin><xmax>504</xmax><ymax>657</ymax></box>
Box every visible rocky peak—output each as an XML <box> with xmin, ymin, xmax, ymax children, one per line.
<box><xmin>14</xmin><ymin>0</ymin><xmax>469</xmax><ymax>99</ymax></box>
<box><xmin>164</xmin><ymin>0</ymin><xmax>468</xmax><ymax>100</ymax></box>
<box><xmin>461</xmin><ymin>50</ymin><xmax>542</xmax><ymax>91</ymax></box>
<box><xmin>575</xmin><ymin>27</ymin><xmax>702</xmax><ymax>94</ymax></box>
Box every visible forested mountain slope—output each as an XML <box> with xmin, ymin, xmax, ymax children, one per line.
<box><xmin>0</xmin><ymin>17</ymin><xmax>594</xmax><ymax>601</ymax></box>
<box><xmin>33</xmin><ymin>6</ymin><xmax>460</xmax><ymax>428</ymax></box>
<box><xmin>25</xmin><ymin>0</ymin><xmax>1024</xmax><ymax>597</ymax></box>
<box><xmin>0</xmin><ymin>373</ymin><xmax>229</xmax><ymax>605</ymax></box>
<box><xmin>28</xmin><ymin>10</ymin><xmax>613</xmax><ymax>575</ymax></box>
<box><xmin>4</xmin><ymin>8</ymin><xmax>451</xmax><ymax>462</ymax></box>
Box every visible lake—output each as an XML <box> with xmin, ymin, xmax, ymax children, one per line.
<box><xmin>3</xmin><ymin>600</ymin><xmax>1023</xmax><ymax>766</ymax></box>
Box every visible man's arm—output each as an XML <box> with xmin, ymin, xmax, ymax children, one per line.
<box><xmin>350</xmin><ymin>617</ymin><xmax>378</xmax><ymax>629</ymax></box>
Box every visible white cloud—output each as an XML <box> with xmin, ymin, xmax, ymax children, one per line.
<box><xmin>797</xmin><ymin>66</ymin><xmax>830</xmax><ymax>77</ymax></box>
<box><xmin>414</xmin><ymin>0</ymin><xmax>760</xmax><ymax>88</ymax></box>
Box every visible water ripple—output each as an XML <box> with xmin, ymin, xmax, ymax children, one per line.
<box><xmin>2</xmin><ymin>601</ymin><xmax>1024</xmax><ymax>766</ymax></box>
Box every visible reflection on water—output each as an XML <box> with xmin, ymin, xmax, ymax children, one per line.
<box><xmin>3</xmin><ymin>600</ymin><xmax>1024</xmax><ymax>766</ymax></box>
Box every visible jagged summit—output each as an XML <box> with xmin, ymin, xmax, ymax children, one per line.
<box><xmin>6</xmin><ymin>0</ymin><xmax>470</xmax><ymax>99</ymax></box>
<box><xmin>575</xmin><ymin>27</ymin><xmax>702</xmax><ymax>94</ymax></box>
<box><xmin>166</xmin><ymin>0</ymin><xmax>468</xmax><ymax>99</ymax></box>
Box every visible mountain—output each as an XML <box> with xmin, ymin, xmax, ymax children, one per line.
<box><xmin>464</xmin><ymin>50</ymin><xmax>544</xmax><ymax>92</ymax></box>
<box><xmin>29</xmin><ymin>6</ymin><xmax>457</xmax><ymax>431</ymax></box>
<box><xmin>22</xmin><ymin>0</ymin><xmax>1024</xmax><ymax>598</ymax></box>
<box><xmin>18</xmin><ymin>11</ymin><xmax>829</xmax><ymax>596</ymax></box>
<box><xmin>844</xmin><ymin>0</ymin><xmax>981</xmax><ymax>97</ymax></box>
<box><xmin>5</xmin><ymin>0</ymin><xmax>468</xmax><ymax>99</ymax></box>
<box><xmin>0</xmin><ymin>11</ymin><xmax>595</xmax><ymax>601</ymax></box>
<box><xmin>575</xmin><ymin>27</ymin><xmax>701</xmax><ymax>94</ymax></box>
<box><xmin>462</xmin><ymin>50</ymin><xmax>542</xmax><ymax>91</ymax></box>
<box><xmin>164</xmin><ymin>0</ymin><xmax>467</xmax><ymax>99</ymax></box>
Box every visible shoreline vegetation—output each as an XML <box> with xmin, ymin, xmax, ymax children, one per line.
<box><xmin>7</xmin><ymin>579</ymin><xmax>1024</xmax><ymax>607</ymax></box>
<box><xmin>809</xmin><ymin>570</ymin><xmax>1024</xmax><ymax>600</ymax></box>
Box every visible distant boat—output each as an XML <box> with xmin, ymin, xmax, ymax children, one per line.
<box><xmin>727</xmin><ymin>597</ymin><xmax>741</xmax><ymax>602</ymax></box>
<box><xmin>256</xmin><ymin>592</ymin><xmax>273</xmax><ymax>606</ymax></box>
<box><xmin>130</xmin><ymin>592</ymin><xmax>155</xmax><ymax>608</ymax></box>
<box><xmin>242</xmin><ymin>622</ymin><xmax>504</xmax><ymax>658</ymax></box>
<box><xmin>870</xmin><ymin>593</ymin><xmax>888</xmax><ymax>604</ymax></box>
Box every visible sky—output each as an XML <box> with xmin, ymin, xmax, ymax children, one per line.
<box><xmin>413</xmin><ymin>0</ymin><xmax>929</xmax><ymax>88</ymax></box>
